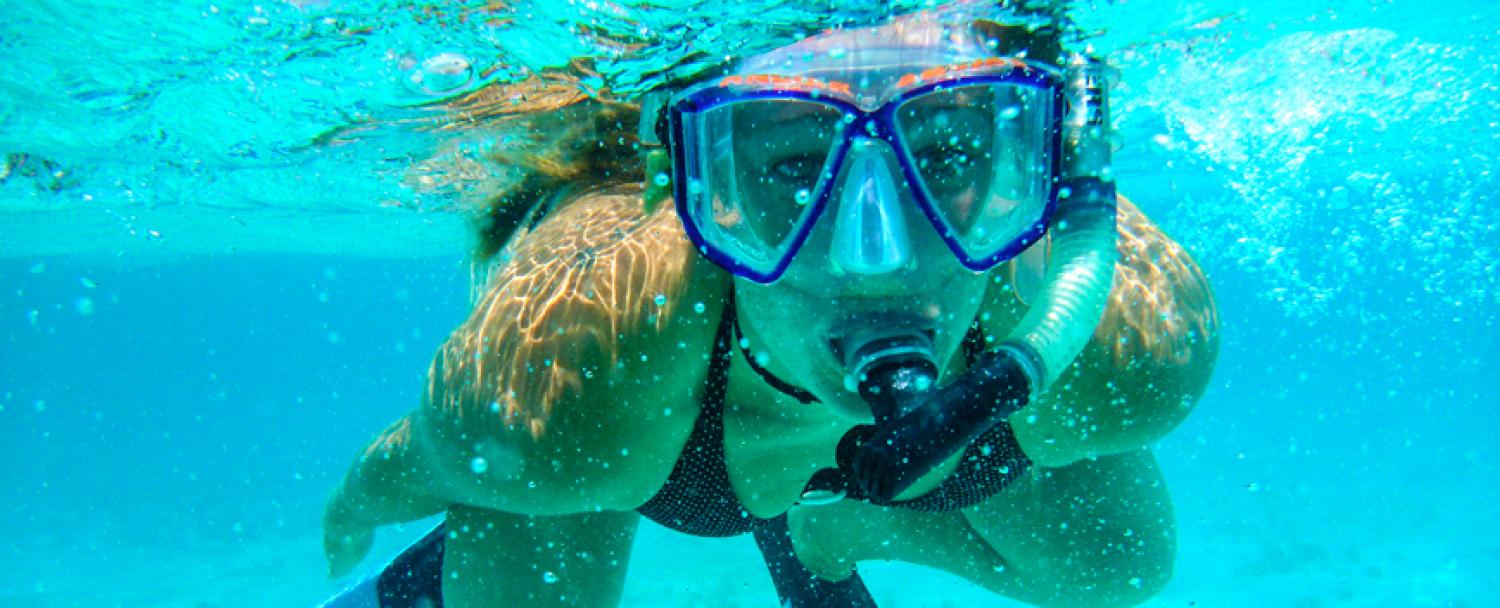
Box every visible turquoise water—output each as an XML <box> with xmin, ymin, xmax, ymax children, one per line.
<box><xmin>2</xmin><ymin>1</ymin><xmax>1497</xmax><ymax>606</ymax></box>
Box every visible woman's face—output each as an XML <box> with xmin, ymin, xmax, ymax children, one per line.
<box><xmin>704</xmin><ymin>18</ymin><xmax>1033</xmax><ymax>420</ymax></box>
<box><xmin>733</xmin><ymin>154</ymin><xmax>993</xmax><ymax>420</ymax></box>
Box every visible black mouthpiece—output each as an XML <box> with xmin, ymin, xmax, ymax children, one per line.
<box><xmin>856</xmin><ymin>352</ymin><xmax>937</xmax><ymax>426</ymax></box>
<box><xmin>850</xmin><ymin>348</ymin><xmax>1034</xmax><ymax>503</ymax></box>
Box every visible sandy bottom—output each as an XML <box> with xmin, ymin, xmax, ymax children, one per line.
<box><xmin>0</xmin><ymin>507</ymin><xmax>1490</xmax><ymax>608</ymax></box>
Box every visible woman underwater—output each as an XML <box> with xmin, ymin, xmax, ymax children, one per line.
<box><xmin>323</xmin><ymin>4</ymin><xmax>1219</xmax><ymax>607</ymax></box>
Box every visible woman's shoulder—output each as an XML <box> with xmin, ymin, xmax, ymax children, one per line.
<box><xmin>1097</xmin><ymin>194</ymin><xmax>1219</xmax><ymax>375</ymax></box>
<box><xmin>1058</xmin><ymin>193</ymin><xmax>1220</xmax><ymax>426</ymax></box>
<box><xmin>447</xmin><ymin>185</ymin><xmax>729</xmax><ymax>428</ymax></box>
<box><xmin>414</xmin><ymin>186</ymin><xmax>733</xmax><ymax>511</ymax></box>
<box><xmin>993</xmin><ymin>194</ymin><xmax>1219</xmax><ymax>467</ymax></box>
<box><xmin>977</xmin><ymin>193</ymin><xmax>1218</xmax><ymax>403</ymax></box>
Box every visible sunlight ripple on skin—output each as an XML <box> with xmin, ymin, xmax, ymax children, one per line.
<box><xmin>437</xmin><ymin>196</ymin><xmax>694</xmax><ymax>437</ymax></box>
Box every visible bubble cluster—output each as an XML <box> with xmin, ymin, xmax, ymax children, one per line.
<box><xmin>1116</xmin><ymin>28</ymin><xmax>1500</xmax><ymax>324</ymax></box>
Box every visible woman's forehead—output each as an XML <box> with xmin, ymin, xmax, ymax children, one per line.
<box><xmin>737</xmin><ymin>15</ymin><xmax>993</xmax><ymax>76</ymax></box>
<box><xmin>726</xmin><ymin>9</ymin><xmax>1023</xmax><ymax>104</ymax></box>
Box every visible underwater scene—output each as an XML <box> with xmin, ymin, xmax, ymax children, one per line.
<box><xmin>1</xmin><ymin>0</ymin><xmax>1496</xmax><ymax>606</ymax></box>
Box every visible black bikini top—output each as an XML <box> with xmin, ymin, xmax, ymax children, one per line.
<box><xmin>634</xmin><ymin>294</ymin><xmax>1031</xmax><ymax>537</ymax></box>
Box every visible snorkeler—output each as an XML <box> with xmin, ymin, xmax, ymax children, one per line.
<box><xmin>322</xmin><ymin>4</ymin><xmax>1218</xmax><ymax>607</ymax></box>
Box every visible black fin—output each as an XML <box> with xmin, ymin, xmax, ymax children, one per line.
<box><xmin>374</xmin><ymin>523</ymin><xmax>446</xmax><ymax>608</ymax></box>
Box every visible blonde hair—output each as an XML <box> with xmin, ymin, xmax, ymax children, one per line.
<box><xmin>410</xmin><ymin>62</ymin><xmax>650</xmax><ymax>265</ymax></box>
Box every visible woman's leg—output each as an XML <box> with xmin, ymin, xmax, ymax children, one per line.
<box><xmin>444</xmin><ymin>505</ymin><xmax>639</xmax><ymax>608</ymax></box>
<box><xmin>789</xmin><ymin>448</ymin><xmax>1175</xmax><ymax>608</ymax></box>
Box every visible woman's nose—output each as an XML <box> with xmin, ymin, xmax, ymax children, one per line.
<box><xmin>830</xmin><ymin>139</ymin><xmax>912</xmax><ymax>275</ymax></box>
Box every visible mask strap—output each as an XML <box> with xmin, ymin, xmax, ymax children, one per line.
<box><xmin>638</xmin><ymin>90</ymin><xmax>674</xmax><ymax>214</ymax></box>
<box><xmin>641</xmin><ymin>148</ymin><xmax>672</xmax><ymax>215</ymax></box>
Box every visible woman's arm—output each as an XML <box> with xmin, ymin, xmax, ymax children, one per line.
<box><xmin>412</xmin><ymin>186</ymin><xmax>731</xmax><ymax>513</ymax></box>
<box><xmin>324</xmin><ymin>186</ymin><xmax>730</xmax><ymax>574</ymax></box>
<box><xmin>985</xmin><ymin>195</ymin><xmax>1220</xmax><ymax>468</ymax></box>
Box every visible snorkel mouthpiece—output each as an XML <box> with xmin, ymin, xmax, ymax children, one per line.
<box><xmin>851</xmin><ymin>343</ymin><xmax>1037</xmax><ymax>503</ymax></box>
<box><xmin>853</xmin><ymin>344</ymin><xmax>938</xmax><ymax>426</ymax></box>
<box><xmin>850</xmin><ymin>344</ymin><xmax>937</xmax><ymax>501</ymax></box>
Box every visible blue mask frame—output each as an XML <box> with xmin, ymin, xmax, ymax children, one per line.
<box><xmin>667</xmin><ymin>64</ymin><xmax>1066</xmax><ymax>284</ymax></box>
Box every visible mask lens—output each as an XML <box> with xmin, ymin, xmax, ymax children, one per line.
<box><xmin>677</xmin><ymin>98</ymin><xmax>845</xmax><ymax>276</ymax></box>
<box><xmin>894</xmin><ymin>82</ymin><xmax>1054</xmax><ymax>262</ymax></box>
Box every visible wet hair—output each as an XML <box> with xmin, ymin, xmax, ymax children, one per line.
<box><xmin>448</xmin><ymin>7</ymin><xmax>1072</xmax><ymax>265</ymax></box>
<box><xmin>442</xmin><ymin>65</ymin><xmax>648</xmax><ymax>263</ymax></box>
<box><xmin>973</xmin><ymin>18</ymin><xmax>1066</xmax><ymax>64</ymax></box>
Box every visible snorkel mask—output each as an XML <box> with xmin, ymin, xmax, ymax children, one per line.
<box><xmin>667</xmin><ymin>49</ymin><xmax>1061</xmax><ymax>283</ymax></box>
<box><xmin>645</xmin><ymin>8</ymin><xmax>1120</xmax><ymax>503</ymax></box>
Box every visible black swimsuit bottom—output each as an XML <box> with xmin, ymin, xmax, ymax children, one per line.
<box><xmin>634</xmin><ymin>295</ymin><xmax>1032</xmax><ymax>537</ymax></box>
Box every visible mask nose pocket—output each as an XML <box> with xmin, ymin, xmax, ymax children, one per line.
<box><xmin>831</xmin><ymin>140</ymin><xmax>911</xmax><ymax>275</ymax></box>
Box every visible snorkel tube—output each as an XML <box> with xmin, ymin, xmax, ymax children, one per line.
<box><xmin>850</xmin><ymin>52</ymin><xmax>1120</xmax><ymax>503</ymax></box>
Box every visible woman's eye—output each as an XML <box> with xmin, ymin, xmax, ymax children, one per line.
<box><xmin>917</xmin><ymin>144</ymin><xmax>974</xmax><ymax>178</ymax></box>
<box><xmin>769</xmin><ymin>155</ymin><xmax>822</xmax><ymax>181</ymax></box>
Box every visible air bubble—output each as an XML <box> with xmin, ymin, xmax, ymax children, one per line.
<box><xmin>407</xmin><ymin>52</ymin><xmax>474</xmax><ymax>97</ymax></box>
<box><xmin>653</xmin><ymin>172</ymin><xmax>670</xmax><ymax>186</ymax></box>
<box><xmin>794</xmin><ymin>188</ymin><xmax>812</xmax><ymax>205</ymax></box>
<box><xmin>470</xmin><ymin>457</ymin><xmax>489</xmax><ymax>474</ymax></box>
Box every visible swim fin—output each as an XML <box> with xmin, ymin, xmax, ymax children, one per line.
<box><xmin>321</xmin><ymin>515</ymin><xmax>876</xmax><ymax>607</ymax></box>
<box><xmin>319</xmin><ymin>523</ymin><xmax>446</xmax><ymax>608</ymax></box>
